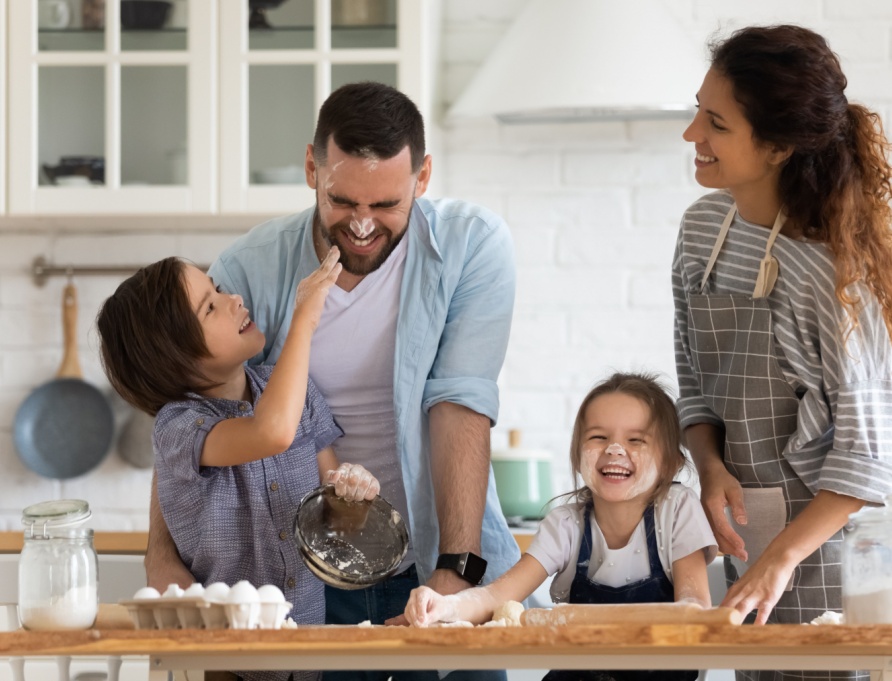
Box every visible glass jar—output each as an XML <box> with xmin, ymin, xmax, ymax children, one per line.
<box><xmin>18</xmin><ymin>499</ymin><xmax>98</xmax><ymax>631</ymax></box>
<box><xmin>842</xmin><ymin>496</ymin><xmax>892</xmax><ymax>624</ymax></box>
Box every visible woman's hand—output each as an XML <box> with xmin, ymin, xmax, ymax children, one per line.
<box><xmin>721</xmin><ymin>549</ymin><xmax>796</xmax><ymax>625</ymax></box>
<box><xmin>326</xmin><ymin>463</ymin><xmax>380</xmax><ymax>502</ymax></box>
<box><xmin>294</xmin><ymin>246</ymin><xmax>341</xmax><ymax>331</ymax></box>
<box><xmin>404</xmin><ymin>586</ymin><xmax>458</xmax><ymax>628</ymax></box>
<box><xmin>699</xmin><ymin>463</ymin><xmax>748</xmax><ymax>561</ymax></box>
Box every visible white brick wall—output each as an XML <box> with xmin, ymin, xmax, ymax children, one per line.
<box><xmin>441</xmin><ymin>0</ymin><xmax>892</xmax><ymax>495</ymax></box>
<box><xmin>0</xmin><ymin>226</ymin><xmax>249</xmax><ymax>530</ymax></box>
<box><xmin>0</xmin><ymin>1</ymin><xmax>891</xmax><ymax>528</ymax></box>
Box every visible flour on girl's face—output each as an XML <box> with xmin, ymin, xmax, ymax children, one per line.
<box><xmin>579</xmin><ymin>393</ymin><xmax>662</xmax><ymax>504</ymax></box>
<box><xmin>581</xmin><ymin>442</ymin><xmax>658</xmax><ymax>502</ymax></box>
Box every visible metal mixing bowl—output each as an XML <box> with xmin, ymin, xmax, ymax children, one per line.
<box><xmin>292</xmin><ymin>485</ymin><xmax>408</xmax><ymax>590</ymax></box>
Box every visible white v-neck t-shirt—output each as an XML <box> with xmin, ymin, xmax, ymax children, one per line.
<box><xmin>309</xmin><ymin>236</ymin><xmax>414</xmax><ymax>568</ymax></box>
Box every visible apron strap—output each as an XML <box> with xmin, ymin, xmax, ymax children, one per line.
<box><xmin>699</xmin><ymin>206</ymin><xmax>737</xmax><ymax>294</ymax></box>
<box><xmin>699</xmin><ymin>203</ymin><xmax>787</xmax><ymax>299</ymax></box>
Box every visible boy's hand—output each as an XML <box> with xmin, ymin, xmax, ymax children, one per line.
<box><xmin>327</xmin><ymin>463</ymin><xmax>380</xmax><ymax>502</ymax></box>
<box><xmin>294</xmin><ymin>247</ymin><xmax>341</xmax><ymax>330</ymax></box>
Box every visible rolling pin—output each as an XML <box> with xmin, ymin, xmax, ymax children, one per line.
<box><xmin>521</xmin><ymin>602</ymin><xmax>742</xmax><ymax>626</ymax></box>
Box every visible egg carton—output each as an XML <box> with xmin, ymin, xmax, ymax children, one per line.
<box><xmin>119</xmin><ymin>581</ymin><xmax>292</xmax><ymax>630</ymax></box>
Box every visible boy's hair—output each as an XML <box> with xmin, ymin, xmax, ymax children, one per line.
<box><xmin>313</xmin><ymin>81</ymin><xmax>426</xmax><ymax>173</ymax></box>
<box><xmin>96</xmin><ymin>257</ymin><xmax>217</xmax><ymax>416</ymax></box>
<box><xmin>567</xmin><ymin>372</ymin><xmax>687</xmax><ymax>507</ymax></box>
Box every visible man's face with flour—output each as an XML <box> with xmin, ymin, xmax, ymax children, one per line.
<box><xmin>306</xmin><ymin>138</ymin><xmax>432</xmax><ymax>278</ymax></box>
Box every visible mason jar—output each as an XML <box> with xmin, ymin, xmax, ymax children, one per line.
<box><xmin>842</xmin><ymin>496</ymin><xmax>892</xmax><ymax>624</ymax></box>
<box><xmin>18</xmin><ymin>499</ymin><xmax>98</xmax><ymax>631</ymax></box>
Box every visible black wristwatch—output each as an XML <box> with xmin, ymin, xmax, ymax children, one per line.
<box><xmin>436</xmin><ymin>552</ymin><xmax>487</xmax><ymax>585</ymax></box>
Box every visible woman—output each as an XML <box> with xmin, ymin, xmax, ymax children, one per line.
<box><xmin>673</xmin><ymin>24</ymin><xmax>892</xmax><ymax>680</ymax></box>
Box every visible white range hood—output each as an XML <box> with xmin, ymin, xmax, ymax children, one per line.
<box><xmin>446</xmin><ymin>0</ymin><xmax>707</xmax><ymax>124</ymax></box>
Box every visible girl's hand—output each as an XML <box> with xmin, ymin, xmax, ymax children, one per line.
<box><xmin>404</xmin><ymin>586</ymin><xmax>458</xmax><ymax>628</ymax></box>
<box><xmin>327</xmin><ymin>463</ymin><xmax>380</xmax><ymax>502</ymax></box>
<box><xmin>294</xmin><ymin>247</ymin><xmax>341</xmax><ymax>330</ymax></box>
<box><xmin>699</xmin><ymin>464</ymin><xmax>748</xmax><ymax>561</ymax></box>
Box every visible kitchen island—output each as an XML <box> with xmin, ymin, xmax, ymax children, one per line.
<box><xmin>1</xmin><ymin>622</ymin><xmax>891</xmax><ymax>679</ymax></box>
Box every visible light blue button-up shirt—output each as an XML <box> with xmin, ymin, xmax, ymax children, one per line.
<box><xmin>208</xmin><ymin>196</ymin><xmax>520</xmax><ymax>584</ymax></box>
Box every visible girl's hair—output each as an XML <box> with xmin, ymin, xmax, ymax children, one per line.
<box><xmin>567</xmin><ymin>372</ymin><xmax>686</xmax><ymax>507</ymax></box>
<box><xmin>96</xmin><ymin>257</ymin><xmax>218</xmax><ymax>416</ymax></box>
<box><xmin>710</xmin><ymin>24</ymin><xmax>892</xmax><ymax>337</ymax></box>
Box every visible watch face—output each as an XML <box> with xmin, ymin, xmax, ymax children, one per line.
<box><xmin>438</xmin><ymin>552</ymin><xmax>487</xmax><ymax>585</ymax></box>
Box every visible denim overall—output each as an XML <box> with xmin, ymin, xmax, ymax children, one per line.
<box><xmin>543</xmin><ymin>503</ymin><xmax>697</xmax><ymax>681</ymax></box>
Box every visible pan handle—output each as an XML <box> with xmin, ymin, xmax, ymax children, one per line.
<box><xmin>56</xmin><ymin>283</ymin><xmax>83</xmax><ymax>379</ymax></box>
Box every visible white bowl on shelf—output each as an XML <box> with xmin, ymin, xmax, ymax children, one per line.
<box><xmin>253</xmin><ymin>165</ymin><xmax>303</xmax><ymax>185</ymax></box>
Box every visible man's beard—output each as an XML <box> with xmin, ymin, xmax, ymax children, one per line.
<box><xmin>313</xmin><ymin>209</ymin><xmax>410</xmax><ymax>276</ymax></box>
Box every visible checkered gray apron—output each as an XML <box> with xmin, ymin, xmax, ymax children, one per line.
<box><xmin>687</xmin><ymin>205</ymin><xmax>864</xmax><ymax>681</ymax></box>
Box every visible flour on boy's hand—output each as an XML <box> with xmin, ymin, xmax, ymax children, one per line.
<box><xmin>490</xmin><ymin>600</ymin><xmax>524</xmax><ymax>626</ymax></box>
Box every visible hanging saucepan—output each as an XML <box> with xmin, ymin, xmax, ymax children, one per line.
<box><xmin>14</xmin><ymin>283</ymin><xmax>114</xmax><ymax>479</ymax></box>
<box><xmin>117</xmin><ymin>407</ymin><xmax>156</xmax><ymax>469</ymax></box>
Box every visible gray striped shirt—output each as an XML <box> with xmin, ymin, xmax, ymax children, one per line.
<box><xmin>673</xmin><ymin>190</ymin><xmax>892</xmax><ymax>504</ymax></box>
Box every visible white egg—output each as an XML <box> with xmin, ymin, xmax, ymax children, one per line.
<box><xmin>134</xmin><ymin>586</ymin><xmax>160</xmax><ymax>600</ymax></box>
<box><xmin>227</xmin><ymin>580</ymin><xmax>260</xmax><ymax>604</ymax></box>
<box><xmin>162</xmin><ymin>584</ymin><xmax>185</xmax><ymax>598</ymax></box>
<box><xmin>183</xmin><ymin>583</ymin><xmax>205</xmax><ymax>597</ymax></box>
<box><xmin>257</xmin><ymin>584</ymin><xmax>285</xmax><ymax>603</ymax></box>
<box><xmin>203</xmin><ymin>582</ymin><xmax>230</xmax><ymax>603</ymax></box>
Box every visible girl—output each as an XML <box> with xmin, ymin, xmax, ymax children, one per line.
<box><xmin>98</xmin><ymin>247</ymin><xmax>378</xmax><ymax>681</ymax></box>
<box><xmin>674</xmin><ymin>25</ymin><xmax>892</xmax><ymax>681</ymax></box>
<box><xmin>404</xmin><ymin>373</ymin><xmax>716</xmax><ymax>681</ymax></box>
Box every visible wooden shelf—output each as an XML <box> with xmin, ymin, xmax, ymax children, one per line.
<box><xmin>0</xmin><ymin>532</ymin><xmax>529</xmax><ymax>556</ymax></box>
<box><xmin>0</xmin><ymin>531</ymin><xmax>148</xmax><ymax>555</ymax></box>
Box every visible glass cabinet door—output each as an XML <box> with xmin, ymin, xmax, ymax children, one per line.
<box><xmin>220</xmin><ymin>0</ymin><xmax>428</xmax><ymax>214</ymax></box>
<box><xmin>7</xmin><ymin>0</ymin><xmax>215</xmax><ymax>214</ymax></box>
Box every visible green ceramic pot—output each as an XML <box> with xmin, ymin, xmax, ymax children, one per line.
<box><xmin>491</xmin><ymin>447</ymin><xmax>552</xmax><ymax>520</ymax></box>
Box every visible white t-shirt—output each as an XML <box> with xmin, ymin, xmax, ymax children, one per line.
<box><xmin>309</xmin><ymin>236</ymin><xmax>414</xmax><ymax>568</ymax></box>
<box><xmin>526</xmin><ymin>484</ymin><xmax>717</xmax><ymax>603</ymax></box>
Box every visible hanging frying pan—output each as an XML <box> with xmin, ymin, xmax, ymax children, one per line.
<box><xmin>117</xmin><ymin>407</ymin><xmax>156</xmax><ymax>469</ymax></box>
<box><xmin>14</xmin><ymin>283</ymin><xmax>114</xmax><ymax>479</ymax></box>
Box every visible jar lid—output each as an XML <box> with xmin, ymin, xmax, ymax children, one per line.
<box><xmin>22</xmin><ymin>499</ymin><xmax>91</xmax><ymax>531</ymax></box>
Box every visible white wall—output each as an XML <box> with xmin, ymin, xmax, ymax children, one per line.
<box><xmin>0</xmin><ymin>0</ymin><xmax>891</xmax><ymax>529</ymax></box>
<box><xmin>441</xmin><ymin>0</ymin><xmax>892</xmax><ymax>495</ymax></box>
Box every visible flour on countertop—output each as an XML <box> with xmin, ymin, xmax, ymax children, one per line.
<box><xmin>808</xmin><ymin>611</ymin><xmax>844</xmax><ymax>625</ymax></box>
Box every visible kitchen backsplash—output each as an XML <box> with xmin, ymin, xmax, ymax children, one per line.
<box><xmin>0</xmin><ymin>0</ymin><xmax>891</xmax><ymax>530</ymax></box>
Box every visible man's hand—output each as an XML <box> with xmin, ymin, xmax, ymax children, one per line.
<box><xmin>145</xmin><ymin>472</ymin><xmax>194</xmax><ymax>591</ymax></box>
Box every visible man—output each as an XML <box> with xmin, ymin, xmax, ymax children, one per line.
<box><xmin>145</xmin><ymin>82</ymin><xmax>519</xmax><ymax>680</ymax></box>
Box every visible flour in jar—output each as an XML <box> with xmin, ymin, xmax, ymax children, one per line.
<box><xmin>843</xmin><ymin>589</ymin><xmax>892</xmax><ymax>625</ymax></box>
<box><xmin>19</xmin><ymin>584</ymin><xmax>98</xmax><ymax>630</ymax></box>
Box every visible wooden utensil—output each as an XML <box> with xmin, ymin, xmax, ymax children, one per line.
<box><xmin>521</xmin><ymin>602</ymin><xmax>743</xmax><ymax>626</ymax></box>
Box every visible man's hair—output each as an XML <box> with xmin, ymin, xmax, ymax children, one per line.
<box><xmin>313</xmin><ymin>81</ymin><xmax>426</xmax><ymax>172</ymax></box>
<box><xmin>96</xmin><ymin>257</ymin><xmax>217</xmax><ymax>416</ymax></box>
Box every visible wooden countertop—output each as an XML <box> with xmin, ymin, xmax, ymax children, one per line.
<box><xmin>2</xmin><ymin>623</ymin><xmax>892</xmax><ymax>672</ymax></box>
<box><xmin>0</xmin><ymin>532</ymin><xmax>534</xmax><ymax>555</ymax></box>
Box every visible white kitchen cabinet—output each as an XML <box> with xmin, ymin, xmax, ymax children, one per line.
<box><xmin>5</xmin><ymin>0</ymin><xmax>435</xmax><ymax>216</ymax></box>
<box><xmin>220</xmin><ymin>0</ymin><xmax>434</xmax><ymax>214</ymax></box>
<box><xmin>0</xmin><ymin>0</ymin><xmax>6</xmax><ymax>214</ymax></box>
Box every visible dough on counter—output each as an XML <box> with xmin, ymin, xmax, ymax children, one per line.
<box><xmin>431</xmin><ymin>620</ymin><xmax>474</xmax><ymax>627</ymax></box>
<box><xmin>808</xmin><ymin>611</ymin><xmax>844</xmax><ymax>625</ymax></box>
<box><xmin>491</xmin><ymin>600</ymin><xmax>524</xmax><ymax>626</ymax></box>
